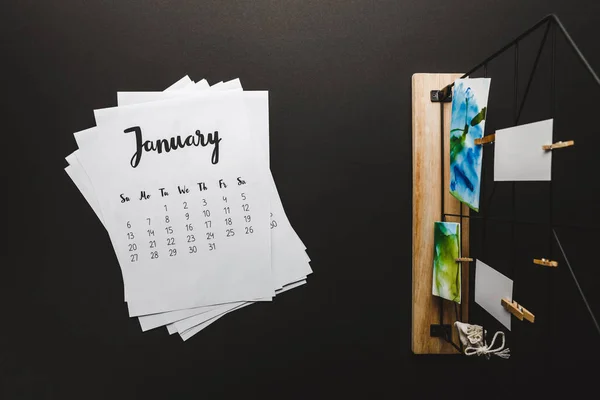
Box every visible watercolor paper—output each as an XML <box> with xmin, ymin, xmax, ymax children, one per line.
<box><xmin>449</xmin><ymin>78</ymin><xmax>491</xmax><ymax>211</ymax></box>
<box><xmin>432</xmin><ymin>222</ymin><xmax>461</xmax><ymax>303</ymax></box>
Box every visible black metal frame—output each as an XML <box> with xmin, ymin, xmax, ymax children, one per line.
<box><xmin>431</xmin><ymin>14</ymin><xmax>600</xmax><ymax>351</ymax></box>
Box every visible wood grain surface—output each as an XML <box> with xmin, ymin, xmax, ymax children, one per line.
<box><xmin>412</xmin><ymin>73</ymin><xmax>470</xmax><ymax>354</ymax></box>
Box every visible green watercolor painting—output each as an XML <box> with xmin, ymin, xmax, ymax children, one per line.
<box><xmin>432</xmin><ymin>222</ymin><xmax>461</xmax><ymax>303</ymax></box>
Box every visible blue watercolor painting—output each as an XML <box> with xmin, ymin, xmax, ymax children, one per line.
<box><xmin>449</xmin><ymin>78</ymin><xmax>491</xmax><ymax>211</ymax></box>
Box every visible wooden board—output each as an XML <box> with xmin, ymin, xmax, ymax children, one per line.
<box><xmin>412</xmin><ymin>73</ymin><xmax>470</xmax><ymax>354</ymax></box>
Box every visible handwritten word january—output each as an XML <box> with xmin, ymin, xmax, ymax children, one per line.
<box><xmin>124</xmin><ymin>126</ymin><xmax>221</xmax><ymax>168</ymax></box>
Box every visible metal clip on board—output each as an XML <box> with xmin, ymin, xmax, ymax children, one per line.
<box><xmin>430</xmin><ymin>86</ymin><xmax>453</xmax><ymax>103</ymax></box>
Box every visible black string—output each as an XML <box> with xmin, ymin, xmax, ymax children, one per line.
<box><xmin>506</xmin><ymin>41</ymin><xmax>519</xmax><ymax>370</ymax></box>
<box><xmin>441</xmin><ymin>102</ymin><xmax>445</xmax><ymax>219</ymax></box>
<box><xmin>511</xmin><ymin>43</ymin><xmax>519</xmax><ymax>285</ymax></box>
<box><xmin>479</xmin><ymin>63</ymin><xmax>488</xmax><ymax>343</ymax></box>
<box><xmin>516</xmin><ymin>21</ymin><xmax>552</xmax><ymax>123</ymax></box>
<box><xmin>441</xmin><ymin>91</ymin><xmax>462</xmax><ymax>353</ymax></box>
<box><xmin>552</xmin><ymin>15</ymin><xmax>600</xmax><ymax>85</ymax></box>
<box><xmin>553</xmin><ymin>229</ymin><xmax>600</xmax><ymax>336</ymax></box>
<box><xmin>439</xmin><ymin>102</ymin><xmax>445</xmax><ymax>332</ymax></box>
<box><xmin>547</xmin><ymin>20</ymin><xmax>557</xmax><ymax>371</ymax></box>
<box><xmin>455</xmin><ymin>301</ymin><xmax>463</xmax><ymax>353</ymax></box>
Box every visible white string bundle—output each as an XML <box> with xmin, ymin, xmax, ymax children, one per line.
<box><xmin>463</xmin><ymin>325</ymin><xmax>510</xmax><ymax>359</ymax></box>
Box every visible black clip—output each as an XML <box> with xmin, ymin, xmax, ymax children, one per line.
<box><xmin>430</xmin><ymin>324</ymin><xmax>452</xmax><ymax>339</ymax></box>
<box><xmin>430</xmin><ymin>87</ymin><xmax>452</xmax><ymax>103</ymax></box>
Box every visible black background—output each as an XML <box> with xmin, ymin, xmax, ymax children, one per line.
<box><xmin>3</xmin><ymin>1</ymin><xmax>600</xmax><ymax>398</ymax></box>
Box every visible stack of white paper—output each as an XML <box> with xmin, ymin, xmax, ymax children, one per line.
<box><xmin>65</xmin><ymin>76</ymin><xmax>312</xmax><ymax>340</ymax></box>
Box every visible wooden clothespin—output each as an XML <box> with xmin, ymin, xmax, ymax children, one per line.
<box><xmin>533</xmin><ymin>258</ymin><xmax>558</xmax><ymax>267</ymax></box>
<box><xmin>474</xmin><ymin>134</ymin><xmax>496</xmax><ymax>145</ymax></box>
<box><xmin>455</xmin><ymin>257</ymin><xmax>473</xmax><ymax>262</ymax></box>
<box><xmin>501</xmin><ymin>298</ymin><xmax>523</xmax><ymax>320</ymax></box>
<box><xmin>542</xmin><ymin>140</ymin><xmax>574</xmax><ymax>151</ymax></box>
<box><xmin>501</xmin><ymin>298</ymin><xmax>535</xmax><ymax>323</ymax></box>
<box><xmin>521</xmin><ymin>306</ymin><xmax>535</xmax><ymax>323</ymax></box>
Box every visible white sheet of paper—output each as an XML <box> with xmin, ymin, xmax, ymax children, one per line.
<box><xmin>164</xmin><ymin>75</ymin><xmax>193</xmax><ymax>91</ymax></box>
<box><xmin>195</xmin><ymin>79</ymin><xmax>210</xmax><ymax>90</ymax></box>
<box><xmin>169</xmin><ymin>302</ymin><xmax>243</xmax><ymax>334</ymax></box>
<box><xmin>180</xmin><ymin>303</ymin><xmax>251</xmax><ymax>341</ymax></box>
<box><xmin>475</xmin><ymin>259</ymin><xmax>513</xmax><ymax>330</ymax></box>
<box><xmin>66</xmin><ymin>153</ymin><xmax>104</xmax><ymax>224</ymax></box>
<box><xmin>168</xmin><ymin>268</ymin><xmax>309</xmax><ymax>334</ymax></box>
<box><xmin>116</xmin><ymin>80</ymin><xmax>215</xmax><ymax>105</ymax></box>
<box><xmin>179</xmin><ymin>279</ymin><xmax>307</xmax><ymax>341</ymax></box>
<box><xmin>77</xmin><ymin>92</ymin><xmax>274</xmax><ymax>316</ymax></box>
<box><xmin>494</xmin><ymin>119</ymin><xmax>553</xmax><ymax>181</ymax></box>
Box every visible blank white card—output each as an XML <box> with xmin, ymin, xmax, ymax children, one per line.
<box><xmin>494</xmin><ymin>118</ymin><xmax>553</xmax><ymax>181</ymax></box>
<box><xmin>475</xmin><ymin>259</ymin><xmax>513</xmax><ymax>330</ymax></box>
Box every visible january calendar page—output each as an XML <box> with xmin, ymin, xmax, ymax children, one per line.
<box><xmin>64</xmin><ymin>76</ymin><xmax>312</xmax><ymax>341</ymax></box>
<box><xmin>77</xmin><ymin>92</ymin><xmax>274</xmax><ymax>316</ymax></box>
